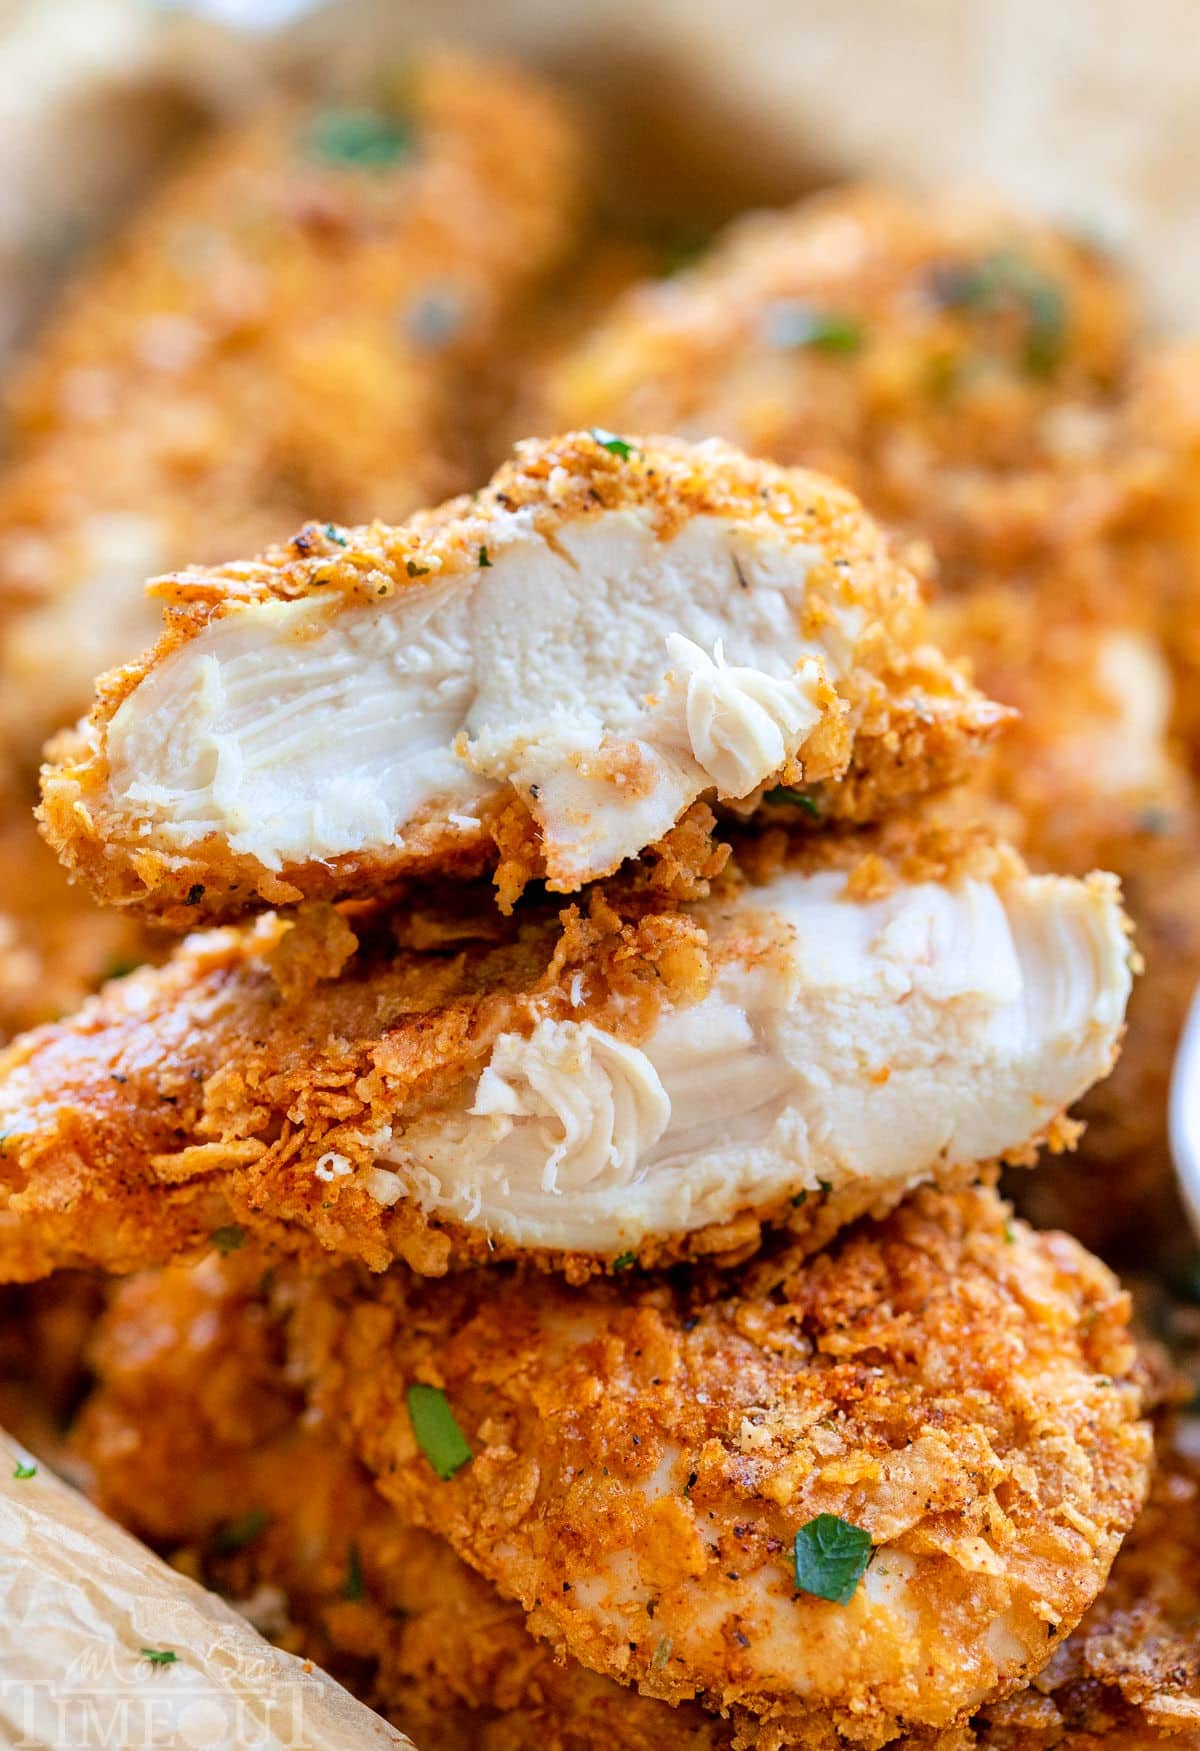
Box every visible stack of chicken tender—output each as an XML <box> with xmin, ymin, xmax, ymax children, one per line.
<box><xmin>2</xmin><ymin>416</ymin><xmax>1155</xmax><ymax>1747</ymax></box>
<box><xmin>0</xmin><ymin>53</ymin><xmax>1194</xmax><ymax>1751</ymax></box>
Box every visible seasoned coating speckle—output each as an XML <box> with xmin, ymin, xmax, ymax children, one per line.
<box><xmin>0</xmin><ymin>52</ymin><xmax>585</xmax><ymax>773</ymax></box>
<box><xmin>39</xmin><ymin>432</ymin><xmax>1004</xmax><ymax>928</ymax></box>
<box><xmin>286</xmin><ymin>1186</ymin><xmax>1152</xmax><ymax>1748</ymax></box>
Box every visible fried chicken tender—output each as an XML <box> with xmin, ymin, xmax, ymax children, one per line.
<box><xmin>0</xmin><ymin>822</ymin><xmax>1131</xmax><ymax>1284</ymax></box>
<box><xmin>74</xmin><ymin>1253</ymin><xmax>729</xmax><ymax>1751</ymax></box>
<box><xmin>73</xmin><ymin>1245</ymin><xmax>1193</xmax><ymax>1751</ymax></box>
<box><xmin>284</xmin><ymin>1185</ymin><xmax>1151</xmax><ymax>1747</ymax></box>
<box><xmin>539</xmin><ymin>185</ymin><xmax>1163</xmax><ymax>599</ymax></box>
<box><xmin>0</xmin><ymin>52</ymin><xmax>585</xmax><ymax>775</ymax></box>
<box><xmin>40</xmin><ymin>432</ymin><xmax>1005</xmax><ymax>927</ymax></box>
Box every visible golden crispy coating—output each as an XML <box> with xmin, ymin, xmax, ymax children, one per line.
<box><xmin>0</xmin><ymin>802</ymin><xmax>157</xmax><ymax>1045</ymax></box>
<box><xmin>0</xmin><ymin>53</ymin><xmax>585</xmax><ymax>773</ymax></box>
<box><xmin>39</xmin><ymin>431</ymin><xmax>1003</xmax><ymax>928</ymax></box>
<box><xmin>965</xmin><ymin>1418</ymin><xmax>1200</xmax><ymax>1749</ymax></box>
<box><xmin>74</xmin><ymin>1254</ymin><xmax>730</xmax><ymax>1751</ymax></box>
<box><xmin>286</xmin><ymin>1186</ymin><xmax>1152</xmax><ymax>1748</ymax></box>
<box><xmin>0</xmin><ymin>819</ymin><xmax>1126</xmax><ymax>1285</ymax></box>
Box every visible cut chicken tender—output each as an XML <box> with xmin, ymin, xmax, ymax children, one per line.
<box><xmin>75</xmin><ymin>1254</ymin><xmax>730</xmax><ymax>1751</ymax></box>
<box><xmin>0</xmin><ymin>52</ymin><xmax>584</xmax><ymax>773</ymax></box>
<box><xmin>0</xmin><ymin>825</ymin><xmax>1131</xmax><ymax>1283</ymax></box>
<box><xmin>287</xmin><ymin>1186</ymin><xmax>1153</xmax><ymax>1747</ymax></box>
<box><xmin>39</xmin><ymin>433</ymin><xmax>1005</xmax><ymax>926</ymax></box>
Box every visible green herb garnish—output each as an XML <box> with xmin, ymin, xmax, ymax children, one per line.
<box><xmin>930</xmin><ymin>250</ymin><xmax>1067</xmax><ymax>377</ymax></box>
<box><xmin>343</xmin><ymin>1541</ymin><xmax>366</xmax><ymax>1600</ymax></box>
<box><xmin>185</xmin><ymin>884</ymin><xmax>205</xmax><ymax>907</ymax></box>
<box><xmin>305</xmin><ymin>108</ymin><xmax>413</xmax><ymax>170</ymax></box>
<box><xmin>140</xmin><ymin>1649</ymin><xmax>178</xmax><ymax>1666</ymax></box>
<box><xmin>763</xmin><ymin>786</ymin><xmax>820</xmax><ymax>816</ymax></box>
<box><xmin>793</xmin><ymin>1514</ymin><xmax>873</xmax><ymax>1604</ymax></box>
<box><xmin>211</xmin><ymin>1225</ymin><xmax>246</xmax><ymax>1257</ymax></box>
<box><xmin>612</xmin><ymin>1251</ymin><xmax>636</xmax><ymax>1271</ymax></box>
<box><xmin>405</xmin><ymin>1384</ymin><xmax>472</xmax><ymax>1481</ymax></box>
<box><xmin>101</xmin><ymin>956</ymin><xmax>141</xmax><ymax>982</ymax></box>
<box><xmin>478</xmin><ymin>545</ymin><xmax>492</xmax><ymax>568</ymax></box>
<box><xmin>209</xmin><ymin>1508</ymin><xmax>269</xmax><ymax>1556</ymax></box>
<box><xmin>324</xmin><ymin>523</ymin><xmax>348</xmax><ymax>546</ymax></box>
<box><xmin>590</xmin><ymin>428</ymin><xmax>636</xmax><ymax>460</ymax></box>
<box><xmin>763</xmin><ymin>302</ymin><xmax>864</xmax><ymax>355</ymax></box>
<box><xmin>12</xmin><ymin>1460</ymin><xmax>36</xmax><ymax>1480</ymax></box>
<box><xmin>405</xmin><ymin>559</ymin><xmax>430</xmax><ymax>577</ymax></box>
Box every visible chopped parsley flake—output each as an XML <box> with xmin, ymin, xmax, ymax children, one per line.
<box><xmin>405</xmin><ymin>559</ymin><xmax>430</xmax><ymax>577</ymax></box>
<box><xmin>305</xmin><ymin>108</ymin><xmax>413</xmax><ymax>169</ymax></box>
<box><xmin>12</xmin><ymin>1460</ymin><xmax>36</xmax><ymax>1480</ymax></box>
<box><xmin>612</xmin><ymin>1251</ymin><xmax>636</xmax><ymax>1271</ymax></box>
<box><xmin>211</xmin><ymin>1225</ymin><xmax>246</xmax><ymax>1257</ymax></box>
<box><xmin>140</xmin><ymin>1649</ymin><xmax>178</xmax><ymax>1666</ymax></box>
<box><xmin>793</xmin><ymin>1514</ymin><xmax>873</xmax><ymax>1604</ymax></box>
<box><xmin>209</xmin><ymin>1508</ymin><xmax>269</xmax><ymax>1556</ymax></box>
<box><xmin>185</xmin><ymin>884</ymin><xmax>205</xmax><ymax>906</ymax></box>
<box><xmin>763</xmin><ymin>301</ymin><xmax>864</xmax><ymax>355</ymax></box>
<box><xmin>590</xmin><ymin>428</ymin><xmax>636</xmax><ymax>460</ymax></box>
<box><xmin>405</xmin><ymin>1383</ymin><xmax>472</xmax><ymax>1480</ymax></box>
<box><xmin>929</xmin><ymin>251</ymin><xmax>1067</xmax><ymax>377</ymax></box>
<box><xmin>817</xmin><ymin>1178</ymin><xmax>832</xmax><ymax>1195</ymax></box>
<box><xmin>324</xmin><ymin>523</ymin><xmax>348</xmax><ymax>546</ymax></box>
<box><xmin>343</xmin><ymin>1541</ymin><xmax>366</xmax><ymax>1601</ymax></box>
<box><xmin>1003</xmin><ymin>1221</ymin><xmax>1017</xmax><ymax>1245</ymax></box>
<box><xmin>762</xmin><ymin>786</ymin><xmax>821</xmax><ymax>816</ymax></box>
<box><xmin>478</xmin><ymin>545</ymin><xmax>493</xmax><ymax>568</ymax></box>
<box><xmin>790</xmin><ymin>1189</ymin><xmax>808</xmax><ymax>1208</ymax></box>
<box><xmin>102</xmin><ymin>956</ymin><xmax>140</xmax><ymax>982</ymax></box>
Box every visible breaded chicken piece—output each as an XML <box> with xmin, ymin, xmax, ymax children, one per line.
<box><xmin>74</xmin><ymin>1254</ymin><xmax>729</xmax><ymax>1751</ymax></box>
<box><xmin>0</xmin><ymin>802</ymin><xmax>156</xmax><ymax>1044</ymax></box>
<box><xmin>285</xmin><ymin>1185</ymin><xmax>1152</xmax><ymax>1747</ymax></box>
<box><xmin>73</xmin><ymin>1253</ymin><xmax>1194</xmax><ymax>1751</ymax></box>
<box><xmin>539</xmin><ymin>185</ymin><xmax>1165</xmax><ymax>599</ymax></box>
<box><xmin>40</xmin><ymin>432</ymin><xmax>1005</xmax><ymax>926</ymax></box>
<box><xmin>0</xmin><ymin>53</ymin><xmax>584</xmax><ymax>773</ymax></box>
<box><xmin>0</xmin><ymin>822</ymin><xmax>1131</xmax><ymax>1283</ymax></box>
